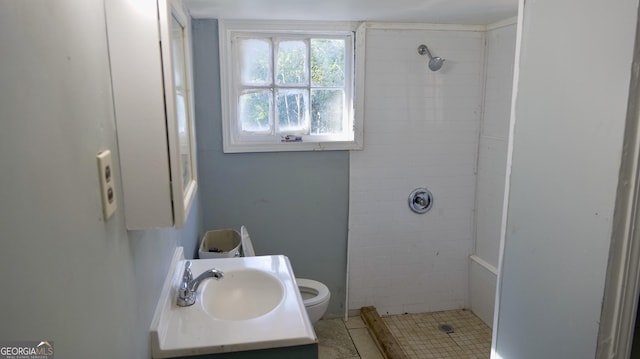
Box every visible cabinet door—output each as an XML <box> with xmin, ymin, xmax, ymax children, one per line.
<box><xmin>105</xmin><ymin>0</ymin><xmax>198</xmax><ymax>229</ymax></box>
<box><xmin>159</xmin><ymin>1</ymin><xmax>198</xmax><ymax>228</ymax></box>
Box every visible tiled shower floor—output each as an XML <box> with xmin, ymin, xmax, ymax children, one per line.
<box><xmin>382</xmin><ymin>309</ymin><xmax>492</xmax><ymax>359</ymax></box>
<box><xmin>316</xmin><ymin>309</ymin><xmax>491</xmax><ymax>359</ymax></box>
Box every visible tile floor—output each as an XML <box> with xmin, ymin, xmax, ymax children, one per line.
<box><xmin>382</xmin><ymin>309</ymin><xmax>492</xmax><ymax>359</ymax></box>
<box><xmin>315</xmin><ymin>310</ymin><xmax>491</xmax><ymax>359</ymax></box>
<box><xmin>315</xmin><ymin>316</ymin><xmax>385</xmax><ymax>359</ymax></box>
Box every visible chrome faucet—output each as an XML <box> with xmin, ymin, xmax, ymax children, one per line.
<box><xmin>176</xmin><ymin>261</ymin><xmax>224</xmax><ymax>307</ymax></box>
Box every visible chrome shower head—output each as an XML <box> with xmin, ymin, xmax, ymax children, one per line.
<box><xmin>428</xmin><ymin>57</ymin><xmax>445</xmax><ymax>71</ymax></box>
<box><xmin>417</xmin><ymin>44</ymin><xmax>445</xmax><ymax>72</ymax></box>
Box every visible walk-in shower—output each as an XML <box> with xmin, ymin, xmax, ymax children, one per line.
<box><xmin>417</xmin><ymin>44</ymin><xmax>445</xmax><ymax>71</ymax></box>
<box><xmin>348</xmin><ymin>22</ymin><xmax>517</xmax><ymax>326</ymax></box>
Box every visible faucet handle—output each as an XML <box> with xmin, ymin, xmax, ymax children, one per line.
<box><xmin>178</xmin><ymin>280</ymin><xmax>188</xmax><ymax>296</ymax></box>
<box><xmin>177</xmin><ymin>280</ymin><xmax>194</xmax><ymax>306</ymax></box>
<box><xmin>183</xmin><ymin>261</ymin><xmax>193</xmax><ymax>282</ymax></box>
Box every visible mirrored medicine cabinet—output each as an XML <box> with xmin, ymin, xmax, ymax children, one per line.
<box><xmin>105</xmin><ymin>0</ymin><xmax>197</xmax><ymax>229</ymax></box>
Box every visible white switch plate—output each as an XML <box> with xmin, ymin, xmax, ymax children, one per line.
<box><xmin>97</xmin><ymin>150</ymin><xmax>117</xmax><ymax>220</ymax></box>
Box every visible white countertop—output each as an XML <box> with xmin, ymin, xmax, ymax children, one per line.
<box><xmin>150</xmin><ymin>247</ymin><xmax>317</xmax><ymax>358</ymax></box>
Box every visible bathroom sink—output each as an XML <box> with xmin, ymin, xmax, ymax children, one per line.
<box><xmin>200</xmin><ymin>269</ymin><xmax>285</xmax><ymax>320</ymax></box>
<box><xmin>149</xmin><ymin>249</ymin><xmax>316</xmax><ymax>358</ymax></box>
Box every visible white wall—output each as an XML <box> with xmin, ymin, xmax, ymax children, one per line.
<box><xmin>493</xmin><ymin>0</ymin><xmax>638</xmax><ymax>358</ymax></box>
<box><xmin>470</xmin><ymin>21</ymin><xmax>517</xmax><ymax>327</ymax></box>
<box><xmin>348</xmin><ymin>25</ymin><xmax>485</xmax><ymax>315</ymax></box>
<box><xmin>0</xmin><ymin>2</ymin><xmax>201</xmax><ymax>358</ymax></box>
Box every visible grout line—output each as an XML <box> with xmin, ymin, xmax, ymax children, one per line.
<box><xmin>342</xmin><ymin>319</ymin><xmax>363</xmax><ymax>359</ymax></box>
<box><xmin>446</xmin><ymin>331</ymin><xmax>468</xmax><ymax>353</ymax></box>
<box><xmin>345</xmin><ymin>326</ymin><xmax>362</xmax><ymax>359</ymax></box>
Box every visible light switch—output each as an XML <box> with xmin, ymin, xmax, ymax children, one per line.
<box><xmin>97</xmin><ymin>150</ymin><xmax>117</xmax><ymax>220</ymax></box>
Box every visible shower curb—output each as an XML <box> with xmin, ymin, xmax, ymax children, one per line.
<box><xmin>360</xmin><ymin>306</ymin><xmax>408</xmax><ymax>359</ymax></box>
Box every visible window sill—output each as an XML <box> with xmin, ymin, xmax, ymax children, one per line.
<box><xmin>222</xmin><ymin>139</ymin><xmax>363</xmax><ymax>153</ymax></box>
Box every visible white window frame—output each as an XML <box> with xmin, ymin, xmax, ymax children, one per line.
<box><xmin>219</xmin><ymin>20</ymin><xmax>365</xmax><ymax>153</ymax></box>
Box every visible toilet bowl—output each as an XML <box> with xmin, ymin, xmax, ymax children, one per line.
<box><xmin>240</xmin><ymin>226</ymin><xmax>331</xmax><ymax>323</ymax></box>
<box><xmin>296</xmin><ymin>278</ymin><xmax>331</xmax><ymax>323</ymax></box>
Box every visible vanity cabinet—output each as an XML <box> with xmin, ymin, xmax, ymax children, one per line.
<box><xmin>167</xmin><ymin>344</ymin><xmax>318</xmax><ymax>358</ymax></box>
<box><xmin>105</xmin><ymin>0</ymin><xmax>197</xmax><ymax>229</ymax></box>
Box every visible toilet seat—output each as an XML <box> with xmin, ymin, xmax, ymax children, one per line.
<box><xmin>240</xmin><ymin>225</ymin><xmax>330</xmax><ymax>322</ymax></box>
<box><xmin>296</xmin><ymin>278</ymin><xmax>330</xmax><ymax>307</ymax></box>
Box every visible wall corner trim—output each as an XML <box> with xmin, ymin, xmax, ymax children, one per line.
<box><xmin>470</xmin><ymin>255</ymin><xmax>498</xmax><ymax>275</ymax></box>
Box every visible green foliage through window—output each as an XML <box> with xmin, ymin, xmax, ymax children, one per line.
<box><xmin>238</xmin><ymin>36</ymin><xmax>347</xmax><ymax>136</ymax></box>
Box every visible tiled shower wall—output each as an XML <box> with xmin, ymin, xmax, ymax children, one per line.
<box><xmin>348</xmin><ymin>25</ymin><xmax>486</xmax><ymax>315</ymax></box>
<box><xmin>475</xmin><ymin>23</ymin><xmax>517</xmax><ymax>268</ymax></box>
<box><xmin>470</xmin><ymin>22</ymin><xmax>517</xmax><ymax>327</ymax></box>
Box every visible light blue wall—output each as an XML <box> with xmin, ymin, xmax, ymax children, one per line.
<box><xmin>0</xmin><ymin>2</ymin><xmax>201</xmax><ymax>358</ymax></box>
<box><xmin>192</xmin><ymin>19</ymin><xmax>349</xmax><ymax>317</ymax></box>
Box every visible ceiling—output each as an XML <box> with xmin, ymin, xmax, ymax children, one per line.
<box><xmin>184</xmin><ymin>0</ymin><xmax>518</xmax><ymax>25</ymax></box>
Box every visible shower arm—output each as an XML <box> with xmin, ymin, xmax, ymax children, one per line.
<box><xmin>418</xmin><ymin>44</ymin><xmax>445</xmax><ymax>72</ymax></box>
<box><xmin>418</xmin><ymin>44</ymin><xmax>434</xmax><ymax>59</ymax></box>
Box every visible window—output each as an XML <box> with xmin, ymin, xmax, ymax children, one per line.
<box><xmin>219</xmin><ymin>20</ymin><xmax>364</xmax><ymax>153</ymax></box>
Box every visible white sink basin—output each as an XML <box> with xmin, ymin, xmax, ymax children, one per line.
<box><xmin>201</xmin><ymin>269</ymin><xmax>284</xmax><ymax>320</ymax></box>
<box><xmin>149</xmin><ymin>248</ymin><xmax>316</xmax><ymax>359</ymax></box>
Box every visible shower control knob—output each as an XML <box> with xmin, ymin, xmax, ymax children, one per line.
<box><xmin>415</xmin><ymin>196</ymin><xmax>427</xmax><ymax>207</ymax></box>
<box><xmin>408</xmin><ymin>188</ymin><xmax>434</xmax><ymax>214</ymax></box>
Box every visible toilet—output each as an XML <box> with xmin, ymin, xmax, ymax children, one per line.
<box><xmin>240</xmin><ymin>226</ymin><xmax>331</xmax><ymax>323</ymax></box>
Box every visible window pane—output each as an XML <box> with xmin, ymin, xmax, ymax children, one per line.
<box><xmin>311</xmin><ymin>89</ymin><xmax>344</xmax><ymax>134</ymax></box>
<box><xmin>239</xmin><ymin>38</ymin><xmax>271</xmax><ymax>86</ymax></box>
<box><xmin>311</xmin><ymin>39</ymin><xmax>345</xmax><ymax>87</ymax></box>
<box><xmin>276</xmin><ymin>40</ymin><xmax>308</xmax><ymax>85</ymax></box>
<box><xmin>239</xmin><ymin>90</ymin><xmax>272</xmax><ymax>133</ymax></box>
<box><xmin>277</xmin><ymin>89</ymin><xmax>308</xmax><ymax>133</ymax></box>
